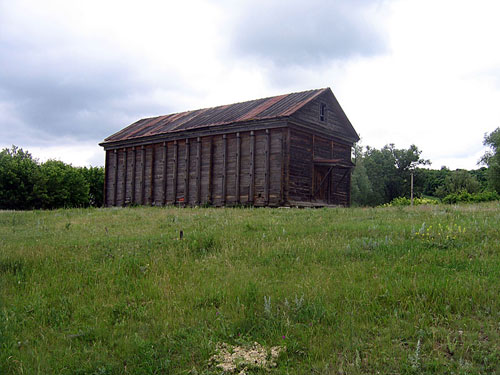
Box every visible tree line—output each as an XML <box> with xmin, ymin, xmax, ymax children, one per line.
<box><xmin>0</xmin><ymin>127</ymin><xmax>499</xmax><ymax>209</ymax></box>
<box><xmin>0</xmin><ymin>146</ymin><xmax>104</xmax><ymax>209</ymax></box>
<box><xmin>351</xmin><ymin>127</ymin><xmax>500</xmax><ymax>206</ymax></box>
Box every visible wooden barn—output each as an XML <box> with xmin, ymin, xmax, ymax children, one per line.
<box><xmin>100</xmin><ymin>88</ymin><xmax>359</xmax><ymax>207</ymax></box>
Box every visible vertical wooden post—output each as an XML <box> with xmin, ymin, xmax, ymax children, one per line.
<box><xmin>311</xmin><ymin>135</ymin><xmax>315</xmax><ymax>200</ymax></box>
<box><xmin>122</xmin><ymin>148</ymin><xmax>127</xmax><ymax>206</ymax></box>
<box><xmin>249</xmin><ymin>131</ymin><xmax>255</xmax><ymax>204</ymax></box>
<box><xmin>208</xmin><ymin>137</ymin><xmax>213</xmax><ymax>204</ymax></box>
<box><xmin>222</xmin><ymin>134</ymin><xmax>227</xmax><ymax>205</ymax></box>
<box><xmin>150</xmin><ymin>145</ymin><xmax>155</xmax><ymax>206</ymax></box>
<box><xmin>140</xmin><ymin>146</ymin><xmax>146</xmax><ymax>205</ymax></box>
<box><xmin>285</xmin><ymin>128</ymin><xmax>291</xmax><ymax>204</ymax></box>
<box><xmin>265</xmin><ymin>129</ymin><xmax>270</xmax><ymax>205</ymax></box>
<box><xmin>410</xmin><ymin>172</ymin><xmax>414</xmax><ymax>206</ymax></box>
<box><xmin>196</xmin><ymin>137</ymin><xmax>201</xmax><ymax>205</ymax></box>
<box><xmin>184</xmin><ymin>138</ymin><xmax>190</xmax><ymax>205</ymax></box>
<box><xmin>172</xmin><ymin>141</ymin><xmax>178</xmax><ymax>204</ymax></box>
<box><xmin>236</xmin><ymin>132</ymin><xmax>241</xmax><ymax>204</ymax></box>
<box><xmin>103</xmin><ymin>151</ymin><xmax>108</xmax><ymax>206</ymax></box>
<box><xmin>113</xmin><ymin>149</ymin><xmax>118</xmax><ymax>206</ymax></box>
<box><xmin>280</xmin><ymin>132</ymin><xmax>285</xmax><ymax>204</ymax></box>
<box><xmin>162</xmin><ymin>142</ymin><xmax>167</xmax><ymax>206</ymax></box>
<box><xmin>131</xmin><ymin>147</ymin><xmax>136</xmax><ymax>204</ymax></box>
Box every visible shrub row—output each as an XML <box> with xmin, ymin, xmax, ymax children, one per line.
<box><xmin>383</xmin><ymin>191</ymin><xmax>499</xmax><ymax>207</ymax></box>
<box><xmin>442</xmin><ymin>190</ymin><xmax>500</xmax><ymax>204</ymax></box>
<box><xmin>0</xmin><ymin>146</ymin><xmax>104</xmax><ymax>210</ymax></box>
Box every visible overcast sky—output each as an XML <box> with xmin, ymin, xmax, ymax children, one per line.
<box><xmin>1</xmin><ymin>0</ymin><xmax>499</xmax><ymax>169</ymax></box>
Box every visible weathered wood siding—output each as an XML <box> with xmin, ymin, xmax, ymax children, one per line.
<box><xmin>287</xmin><ymin>128</ymin><xmax>352</xmax><ymax>206</ymax></box>
<box><xmin>288</xmin><ymin>129</ymin><xmax>313</xmax><ymax>202</ymax></box>
<box><xmin>104</xmin><ymin>129</ymin><xmax>285</xmax><ymax>207</ymax></box>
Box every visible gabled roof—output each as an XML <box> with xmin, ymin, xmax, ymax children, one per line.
<box><xmin>102</xmin><ymin>88</ymin><xmax>356</xmax><ymax>144</ymax></box>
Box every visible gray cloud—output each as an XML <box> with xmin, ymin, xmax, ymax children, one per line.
<box><xmin>0</xmin><ymin>24</ymin><xmax>185</xmax><ymax>147</ymax></box>
<box><xmin>0</xmin><ymin>43</ymin><xmax>179</xmax><ymax>144</ymax></box>
<box><xmin>224</xmin><ymin>0</ymin><xmax>388</xmax><ymax>67</ymax></box>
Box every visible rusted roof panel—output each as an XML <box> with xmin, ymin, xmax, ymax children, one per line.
<box><xmin>104</xmin><ymin>88</ymin><xmax>328</xmax><ymax>143</ymax></box>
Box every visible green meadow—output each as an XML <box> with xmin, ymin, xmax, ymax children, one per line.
<box><xmin>1</xmin><ymin>203</ymin><xmax>500</xmax><ymax>374</ymax></box>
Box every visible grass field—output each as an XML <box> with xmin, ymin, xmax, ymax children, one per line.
<box><xmin>1</xmin><ymin>203</ymin><xmax>500</xmax><ymax>374</ymax></box>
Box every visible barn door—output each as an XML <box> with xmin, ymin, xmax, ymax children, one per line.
<box><xmin>313</xmin><ymin>165</ymin><xmax>331</xmax><ymax>202</ymax></box>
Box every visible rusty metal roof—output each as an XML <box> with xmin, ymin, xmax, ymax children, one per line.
<box><xmin>103</xmin><ymin>88</ymin><xmax>328</xmax><ymax>143</ymax></box>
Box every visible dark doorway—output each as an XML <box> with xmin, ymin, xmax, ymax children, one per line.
<box><xmin>313</xmin><ymin>165</ymin><xmax>332</xmax><ymax>202</ymax></box>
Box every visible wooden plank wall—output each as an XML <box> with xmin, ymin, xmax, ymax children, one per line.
<box><xmin>104</xmin><ymin>129</ymin><xmax>285</xmax><ymax>207</ymax></box>
<box><xmin>288</xmin><ymin>129</ymin><xmax>352</xmax><ymax>206</ymax></box>
<box><xmin>288</xmin><ymin>129</ymin><xmax>313</xmax><ymax>202</ymax></box>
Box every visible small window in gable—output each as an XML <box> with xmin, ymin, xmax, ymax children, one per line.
<box><xmin>319</xmin><ymin>103</ymin><xmax>326</xmax><ymax>122</ymax></box>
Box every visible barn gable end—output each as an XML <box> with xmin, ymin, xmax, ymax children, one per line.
<box><xmin>100</xmin><ymin>88</ymin><xmax>359</xmax><ymax>207</ymax></box>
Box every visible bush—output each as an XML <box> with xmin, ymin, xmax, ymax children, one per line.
<box><xmin>0</xmin><ymin>146</ymin><xmax>104</xmax><ymax>209</ymax></box>
<box><xmin>442</xmin><ymin>190</ymin><xmax>500</xmax><ymax>204</ymax></box>
<box><xmin>383</xmin><ymin>196</ymin><xmax>439</xmax><ymax>207</ymax></box>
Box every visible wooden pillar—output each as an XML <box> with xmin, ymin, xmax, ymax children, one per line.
<box><xmin>236</xmin><ymin>132</ymin><xmax>241</xmax><ymax>204</ymax></box>
<box><xmin>311</xmin><ymin>135</ymin><xmax>315</xmax><ymax>200</ymax></box>
<box><xmin>184</xmin><ymin>138</ymin><xmax>190</xmax><ymax>205</ymax></box>
<box><xmin>103</xmin><ymin>150</ymin><xmax>109</xmax><ymax>206</ymax></box>
<box><xmin>265</xmin><ymin>129</ymin><xmax>270</xmax><ymax>205</ymax></box>
<box><xmin>249</xmin><ymin>131</ymin><xmax>255</xmax><ymax>204</ymax></box>
<box><xmin>285</xmin><ymin>128</ymin><xmax>290</xmax><ymax>204</ymax></box>
<box><xmin>196</xmin><ymin>137</ymin><xmax>201</xmax><ymax>205</ymax></box>
<box><xmin>222</xmin><ymin>134</ymin><xmax>227</xmax><ymax>205</ymax></box>
<box><xmin>162</xmin><ymin>142</ymin><xmax>167</xmax><ymax>206</ymax></box>
<box><xmin>208</xmin><ymin>137</ymin><xmax>213</xmax><ymax>204</ymax></box>
<box><xmin>280</xmin><ymin>131</ymin><xmax>285</xmax><ymax>204</ymax></box>
<box><xmin>131</xmin><ymin>147</ymin><xmax>136</xmax><ymax>205</ymax></box>
<box><xmin>113</xmin><ymin>149</ymin><xmax>118</xmax><ymax>206</ymax></box>
<box><xmin>122</xmin><ymin>148</ymin><xmax>127</xmax><ymax>206</ymax></box>
<box><xmin>172</xmin><ymin>141</ymin><xmax>178</xmax><ymax>204</ymax></box>
<box><xmin>150</xmin><ymin>145</ymin><xmax>155</xmax><ymax>206</ymax></box>
<box><xmin>140</xmin><ymin>146</ymin><xmax>146</xmax><ymax>205</ymax></box>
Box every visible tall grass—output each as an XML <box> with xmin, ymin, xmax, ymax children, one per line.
<box><xmin>1</xmin><ymin>203</ymin><xmax>499</xmax><ymax>374</ymax></box>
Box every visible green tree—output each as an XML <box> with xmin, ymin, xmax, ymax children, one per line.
<box><xmin>38</xmin><ymin>160</ymin><xmax>90</xmax><ymax>208</ymax></box>
<box><xmin>80</xmin><ymin>166</ymin><xmax>105</xmax><ymax>206</ymax></box>
<box><xmin>434</xmin><ymin>170</ymin><xmax>481</xmax><ymax>198</ymax></box>
<box><xmin>360</xmin><ymin>144</ymin><xmax>429</xmax><ymax>205</ymax></box>
<box><xmin>351</xmin><ymin>144</ymin><xmax>374</xmax><ymax>206</ymax></box>
<box><xmin>0</xmin><ymin>146</ymin><xmax>44</xmax><ymax>209</ymax></box>
<box><xmin>480</xmin><ymin>127</ymin><xmax>500</xmax><ymax>193</ymax></box>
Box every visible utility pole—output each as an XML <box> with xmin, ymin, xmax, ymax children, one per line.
<box><xmin>410</xmin><ymin>172</ymin><xmax>414</xmax><ymax>206</ymax></box>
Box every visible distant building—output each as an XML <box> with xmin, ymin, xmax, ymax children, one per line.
<box><xmin>100</xmin><ymin>88</ymin><xmax>359</xmax><ymax>207</ymax></box>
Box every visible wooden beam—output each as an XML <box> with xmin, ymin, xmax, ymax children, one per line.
<box><xmin>249</xmin><ymin>131</ymin><xmax>255</xmax><ymax>204</ymax></box>
<box><xmin>113</xmin><ymin>149</ymin><xmax>118</xmax><ymax>206</ymax></box>
<box><xmin>131</xmin><ymin>147</ymin><xmax>136</xmax><ymax>205</ymax></box>
<box><xmin>265</xmin><ymin>129</ymin><xmax>270</xmax><ymax>205</ymax></box>
<box><xmin>141</xmin><ymin>146</ymin><xmax>146</xmax><ymax>205</ymax></box>
<box><xmin>208</xmin><ymin>137</ymin><xmax>213</xmax><ymax>204</ymax></box>
<box><xmin>162</xmin><ymin>142</ymin><xmax>167</xmax><ymax>206</ymax></box>
<box><xmin>280</xmin><ymin>130</ymin><xmax>285</xmax><ymax>204</ymax></box>
<box><xmin>150</xmin><ymin>145</ymin><xmax>155</xmax><ymax>206</ymax></box>
<box><xmin>103</xmin><ymin>151</ymin><xmax>108</xmax><ymax>206</ymax></box>
<box><xmin>196</xmin><ymin>137</ymin><xmax>201</xmax><ymax>205</ymax></box>
<box><xmin>222</xmin><ymin>134</ymin><xmax>227</xmax><ymax>205</ymax></box>
<box><xmin>184</xmin><ymin>138</ymin><xmax>190</xmax><ymax>205</ymax></box>
<box><xmin>311</xmin><ymin>134</ymin><xmax>315</xmax><ymax>200</ymax></box>
<box><xmin>122</xmin><ymin>148</ymin><xmax>127</xmax><ymax>206</ymax></box>
<box><xmin>235</xmin><ymin>132</ymin><xmax>241</xmax><ymax>204</ymax></box>
<box><xmin>172</xmin><ymin>140</ymin><xmax>178</xmax><ymax>204</ymax></box>
<box><xmin>285</xmin><ymin>128</ymin><xmax>290</xmax><ymax>203</ymax></box>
